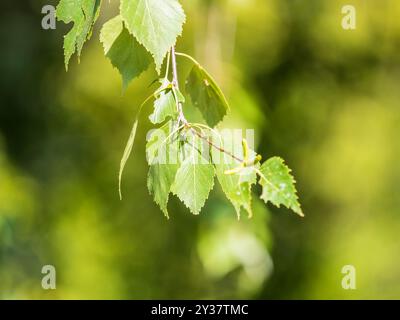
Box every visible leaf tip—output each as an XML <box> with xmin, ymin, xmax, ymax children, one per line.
<box><xmin>118</xmin><ymin>174</ymin><xmax>123</xmax><ymax>201</ymax></box>
<box><xmin>163</xmin><ymin>209</ymin><xmax>170</xmax><ymax>219</ymax></box>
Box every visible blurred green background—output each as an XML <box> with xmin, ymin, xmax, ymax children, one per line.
<box><xmin>1</xmin><ymin>0</ymin><xmax>400</xmax><ymax>299</ymax></box>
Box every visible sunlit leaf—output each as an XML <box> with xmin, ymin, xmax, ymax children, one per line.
<box><xmin>120</xmin><ymin>0</ymin><xmax>186</xmax><ymax>73</ymax></box>
<box><xmin>213</xmin><ymin>133</ymin><xmax>257</xmax><ymax>218</ymax></box>
<box><xmin>118</xmin><ymin>94</ymin><xmax>154</xmax><ymax>200</ymax></box>
<box><xmin>56</xmin><ymin>0</ymin><xmax>102</xmax><ymax>69</ymax></box>
<box><xmin>118</xmin><ymin>117</ymin><xmax>139</xmax><ymax>200</ymax></box>
<box><xmin>259</xmin><ymin>157</ymin><xmax>303</xmax><ymax>217</ymax></box>
<box><xmin>172</xmin><ymin>134</ymin><xmax>215</xmax><ymax>215</ymax></box>
<box><xmin>147</xmin><ymin>122</ymin><xmax>180</xmax><ymax>217</ymax></box>
<box><xmin>149</xmin><ymin>81</ymin><xmax>178</xmax><ymax>124</ymax></box>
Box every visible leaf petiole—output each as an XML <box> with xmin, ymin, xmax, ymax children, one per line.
<box><xmin>175</xmin><ymin>52</ymin><xmax>200</xmax><ymax>66</ymax></box>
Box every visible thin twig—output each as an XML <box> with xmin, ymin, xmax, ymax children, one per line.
<box><xmin>170</xmin><ymin>46</ymin><xmax>243</xmax><ymax>163</ymax></box>
<box><xmin>170</xmin><ymin>47</ymin><xmax>185</xmax><ymax>125</ymax></box>
<box><xmin>175</xmin><ymin>52</ymin><xmax>200</xmax><ymax>65</ymax></box>
<box><xmin>189</xmin><ymin>127</ymin><xmax>243</xmax><ymax>163</ymax></box>
<box><xmin>164</xmin><ymin>50</ymin><xmax>171</xmax><ymax>79</ymax></box>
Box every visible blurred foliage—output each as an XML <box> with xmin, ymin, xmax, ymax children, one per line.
<box><xmin>1</xmin><ymin>0</ymin><xmax>400</xmax><ymax>299</ymax></box>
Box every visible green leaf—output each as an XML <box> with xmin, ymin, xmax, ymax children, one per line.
<box><xmin>149</xmin><ymin>81</ymin><xmax>178</xmax><ymax>124</ymax></box>
<box><xmin>118</xmin><ymin>117</ymin><xmax>139</xmax><ymax>200</ymax></box>
<box><xmin>172</xmin><ymin>134</ymin><xmax>215</xmax><ymax>215</ymax></box>
<box><xmin>118</xmin><ymin>93</ymin><xmax>154</xmax><ymax>200</ymax></box>
<box><xmin>173</xmin><ymin>87</ymin><xmax>186</xmax><ymax>104</ymax></box>
<box><xmin>120</xmin><ymin>0</ymin><xmax>186</xmax><ymax>73</ymax></box>
<box><xmin>217</xmin><ymin>169</ymin><xmax>256</xmax><ymax>219</ymax></box>
<box><xmin>148</xmin><ymin>163</ymin><xmax>179</xmax><ymax>218</ymax></box>
<box><xmin>147</xmin><ymin>121</ymin><xmax>180</xmax><ymax>217</ymax></box>
<box><xmin>146</xmin><ymin>120</ymin><xmax>178</xmax><ymax>165</ymax></box>
<box><xmin>100</xmin><ymin>15</ymin><xmax>152</xmax><ymax>90</ymax></box>
<box><xmin>213</xmin><ymin>133</ymin><xmax>257</xmax><ymax>218</ymax></box>
<box><xmin>258</xmin><ymin>157</ymin><xmax>304</xmax><ymax>217</ymax></box>
<box><xmin>186</xmin><ymin>64</ymin><xmax>230</xmax><ymax>127</ymax></box>
<box><xmin>56</xmin><ymin>0</ymin><xmax>102</xmax><ymax>70</ymax></box>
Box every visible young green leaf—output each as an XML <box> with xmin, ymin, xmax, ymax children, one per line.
<box><xmin>119</xmin><ymin>93</ymin><xmax>155</xmax><ymax>200</ymax></box>
<box><xmin>118</xmin><ymin>117</ymin><xmax>139</xmax><ymax>200</ymax></box>
<box><xmin>120</xmin><ymin>0</ymin><xmax>186</xmax><ymax>73</ymax></box>
<box><xmin>213</xmin><ymin>134</ymin><xmax>257</xmax><ymax>218</ymax></box>
<box><xmin>172</xmin><ymin>87</ymin><xmax>186</xmax><ymax>104</ymax></box>
<box><xmin>146</xmin><ymin>121</ymin><xmax>179</xmax><ymax>165</ymax></box>
<box><xmin>171</xmin><ymin>134</ymin><xmax>215</xmax><ymax>215</ymax></box>
<box><xmin>147</xmin><ymin>122</ymin><xmax>180</xmax><ymax>217</ymax></box>
<box><xmin>149</xmin><ymin>82</ymin><xmax>178</xmax><ymax>124</ymax></box>
<box><xmin>148</xmin><ymin>163</ymin><xmax>179</xmax><ymax>218</ymax></box>
<box><xmin>100</xmin><ymin>15</ymin><xmax>152</xmax><ymax>90</ymax></box>
<box><xmin>56</xmin><ymin>0</ymin><xmax>102</xmax><ymax>70</ymax></box>
<box><xmin>258</xmin><ymin>157</ymin><xmax>304</xmax><ymax>217</ymax></box>
<box><xmin>217</xmin><ymin>169</ymin><xmax>256</xmax><ymax>219</ymax></box>
<box><xmin>186</xmin><ymin>64</ymin><xmax>230</xmax><ymax>127</ymax></box>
